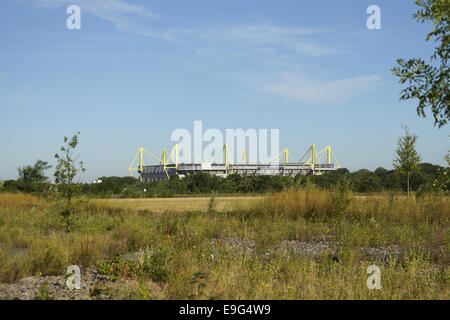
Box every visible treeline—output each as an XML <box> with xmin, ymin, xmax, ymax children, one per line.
<box><xmin>308</xmin><ymin>163</ymin><xmax>448</xmax><ymax>194</ymax></box>
<box><xmin>1</xmin><ymin>162</ymin><xmax>448</xmax><ymax>198</ymax></box>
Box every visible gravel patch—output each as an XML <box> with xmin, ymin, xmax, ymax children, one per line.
<box><xmin>361</xmin><ymin>245</ymin><xmax>402</xmax><ymax>261</ymax></box>
<box><xmin>210</xmin><ymin>237</ymin><xmax>404</xmax><ymax>261</ymax></box>
<box><xmin>274</xmin><ymin>240</ymin><xmax>336</xmax><ymax>258</ymax></box>
<box><xmin>0</xmin><ymin>268</ymin><xmax>135</xmax><ymax>300</ymax></box>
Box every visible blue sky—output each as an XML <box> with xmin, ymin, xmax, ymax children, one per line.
<box><xmin>0</xmin><ymin>0</ymin><xmax>448</xmax><ymax>182</ymax></box>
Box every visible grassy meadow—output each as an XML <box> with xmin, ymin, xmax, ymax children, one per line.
<box><xmin>0</xmin><ymin>189</ymin><xmax>448</xmax><ymax>299</ymax></box>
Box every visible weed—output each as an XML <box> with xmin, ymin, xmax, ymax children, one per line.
<box><xmin>207</xmin><ymin>192</ymin><xmax>217</xmax><ymax>215</ymax></box>
<box><xmin>36</xmin><ymin>282</ymin><xmax>53</xmax><ymax>300</ymax></box>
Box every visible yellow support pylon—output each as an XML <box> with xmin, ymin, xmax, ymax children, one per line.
<box><xmin>243</xmin><ymin>149</ymin><xmax>248</xmax><ymax>164</ymax></box>
<box><xmin>225</xmin><ymin>144</ymin><xmax>228</xmax><ymax>169</ymax></box>
<box><xmin>139</xmin><ymin>147</ymin><xmax>143</xmax><ymax>172</ymax></box>
<box><xmin>327</xmin><ymin>146</ymin><xmax>331</xmax><ymax>165</ymax></box>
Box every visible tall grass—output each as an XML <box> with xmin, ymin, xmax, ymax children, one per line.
<box><xmin>264</xmin><ymin>187</ymin><xmax>449</xmax><ymax>224</ymax></box>
<box><xmin>207</xmin><ymin>192</ymin><xmax>217</xmax><ymax>214</ymax></box>
<box><xmin>0</xmin><ymin>192</ymin><xmax>47</xmax><ymax>210</ymax></box>
<box><xmin>264</xmin><ymin>187</ymin><xmax>352</xmax><ymax>220</ymax></box>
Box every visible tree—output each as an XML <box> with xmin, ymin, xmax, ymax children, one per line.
<box><xmin>17</xmin><ymin>159</ymin><xmax>51</xmax><ymax>193</ymax></box>
<box><xmin>431</xmin><ymin>149</ymin><xmax>450</xmax><ymax>193</ymax></box>
<box><xmin>393</xmin><ymin>127</ymin><xmax>422</xmax><ymax>197</ymax></box>
<box><xmin>391</xmin><ymin>0</ymin><xmax>449</xmax><ymax>127</ymax></box>
<box><xmin>186</xmin><ymin>172</ymin><xmax>215</xmax><ymax>193</ymax></box>
<box><xmin>54</xmin><ymin>132</ymin><xmax>85</xmax><ymax>232</ymax></box>
<box><xmin>374</xmin><ymin>167</ymin><xmax>389</xmax><ymax>177</ymax></box>
<box><xmin>351</xmin><ymin>169</ymin><xmax>382</xmax><ymax>193</ymax></box>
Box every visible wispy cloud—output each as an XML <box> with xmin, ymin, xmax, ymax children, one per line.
<box><xmin>170</xmin><ymin>24</ymin><xmax>343</xmax><ymax>57</ymax></box>
<box><xmin>257</xmin><ymin>73</ymin><xmax>381</xmax><ymax>103</ymax></box>
<box><xmin>30</xmin><ymin>0</ymin><xmax>340</xmax><ymax>57</ymax></box>
<box><xmin>27</xmin><ymin>1</ymin><xmax>380</xmax><ymax>103</ymax></box>
<box><xmin>31</xmin><ymin>0</ymin><xmax>158</xmax><ymax>32</ymax></box>
<box><xmin>170</xmin><ymin>26</ymin><xmax>380</xmax><ymax>102</ymax></box>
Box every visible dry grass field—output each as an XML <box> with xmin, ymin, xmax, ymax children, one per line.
<box><xmin>0</xmin><ymin>190</ymin><xmax>448</xmax><ymax>299</ymax></box>
<box><xmin>93</xmin><ymin>196</ymin><xmax>262</xmax><ymax>213</ymax></box>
